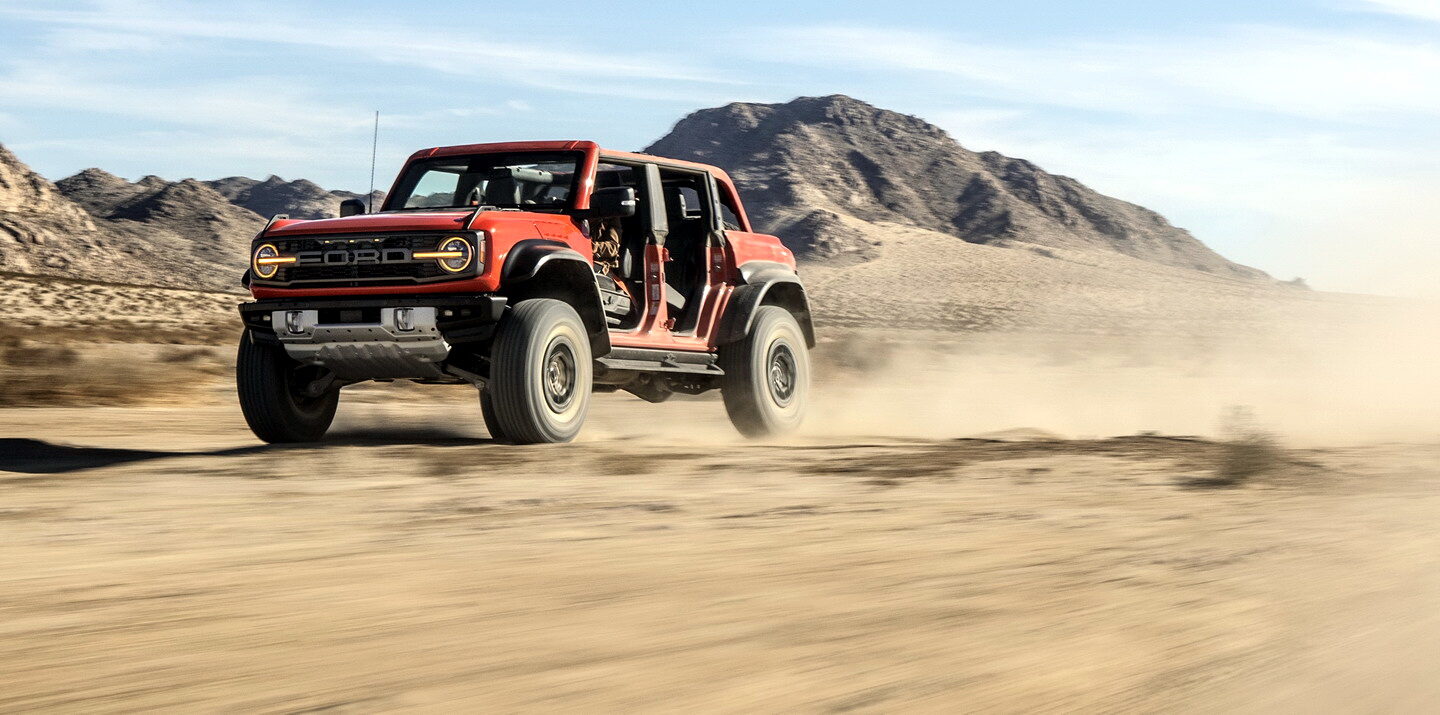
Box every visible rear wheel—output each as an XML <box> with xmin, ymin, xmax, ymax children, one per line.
<box><xmin>488</xmin><ymin>299</ymin><xmax>593</xmax><ymax>444</ymax></box>
<box><xmin>719</xmin><ymin>306</ymin><xmax>809</xmax><ymax>438</ymax></box>
<box><xmin>236</xmin><ymin>331</ymin><xmax>339</xmax><ymax>443</ymax></box>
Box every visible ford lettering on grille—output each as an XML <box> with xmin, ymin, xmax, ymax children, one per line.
<box><xmin>296</xmin><ymin>248</ymin><xmax>415</xmax><ymax>265</ymax></box>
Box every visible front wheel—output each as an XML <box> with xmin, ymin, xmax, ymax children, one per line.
<box><xmin>236</xmin><ymin>331</ymin><xmax>339</xmax><ymax>443</ymax></box>
<box><xmin>479</xmin><ymin>386</ymin><xmax>510</xmax><ymax>442</ymax></box>
<box><xmin>488</xmin><ymin>299</ymin><xmax>593</xmax><ymax>444</ymax></box>
<box><xmin>719</xmin><ymin>306</ymin><xmax>810</xmax><ymax>438</ymax></box>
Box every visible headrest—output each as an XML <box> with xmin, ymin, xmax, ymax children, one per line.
<box><xmin>594</xmin><ymin>169</ymin><xmax>627</xmax><ymax>189</ymax></box>
<box><xmin>665</xmin><ymin>186</ymin><xmax>690</xmax><ymax>217</ymax></box>
<box><xmin>483</xmin><ymin>176</ymin><xmax>521</xmax><ymax>205</ymax></box>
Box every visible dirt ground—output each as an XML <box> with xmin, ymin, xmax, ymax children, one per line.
<box><xmin>3</xmin><ymin>385</ymin><xmax>1438</xmax><ymax>712</ymax></box>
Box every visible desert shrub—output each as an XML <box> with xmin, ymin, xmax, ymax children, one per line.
<box><xmin>2</xmin><ymin>342</ymin><xmax>79</xmax><ymax>368</ymax></box>
<box><xmin>0</xmin><ymin>345</ymin><xmax>228</xmax><ymax>407</ymax></box>
<box><xmin>1</xmin><ymin>359</ymin><xmax>155</xmax><ymax>407</ymax></box>
<box><xmin>1211</xmin><ymin>406</ymin><xmax>1282</xmax><ymax>486</ymax></box>
<box><xmin>0</xmin><ymin>321</ymin><xmax>240</xmax><ymax>347</ymax></box>
<box><xmin>159</xmin><ymin>347</ymin><xmax>214</xmax><ymax>363</ymax></box>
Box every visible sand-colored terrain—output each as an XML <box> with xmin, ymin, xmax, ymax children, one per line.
<box><xmin>800</xmin><ymin>221</ymin><xmax>1383</xmax><ymax>335</ymax></box>
<box><xmin>3</xmin><ymin>267</ymin><xmax>1437</xmax><ymax>710</ymax></box>
<box><xmin>2</xmin><ymin>396</ymin><xmax>1438</xmax><ymax>712</ymax></box>
<box><xmin>0</xmin><ymin>273</ymin><xmax>240</xmax><ymax>340</ymax></box>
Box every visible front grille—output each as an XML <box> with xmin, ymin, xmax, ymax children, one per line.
<box><xmin>257</xmin><ymin>232</ymin><xmax>476</xmax><ymax>287</ymax></box>
<box><xmin>278</xmin><ymin>261</ymin><xmax>448</xmax><ymax>283</ymax></box>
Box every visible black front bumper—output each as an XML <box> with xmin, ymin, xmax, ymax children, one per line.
<box><xmin>239</xmin><ymin>294</ymin><xmax>508</xmax><ymax>345</ymax></box>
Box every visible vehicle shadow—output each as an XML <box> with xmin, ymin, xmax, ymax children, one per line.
<box><xmin>0</xmin><ymin>432</ymin><xmax>499</xmax><ymax>475</ymax></box>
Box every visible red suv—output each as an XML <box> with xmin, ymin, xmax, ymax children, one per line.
<box><xmin>237</xmin><ymin>141</ymin><xmax>814</xmax><ymax>444</ymax></box>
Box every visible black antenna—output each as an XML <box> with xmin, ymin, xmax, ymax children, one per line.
<box><xmin>368</xmin><ymin>110</ymin><xmax>379</xmax><ymax>213</ymax></box>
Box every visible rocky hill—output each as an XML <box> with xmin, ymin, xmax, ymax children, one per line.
<box><xmin>0</xmin><ymin>144</ymin><xmax>103</xmax><ymax>279</ymax></box>
<box><xmin>1</xmin><ymin>142</ymin><xmax>401</xmax><ymax>293</ymax></box>
<box><xmin>57</xmin><ymin>169</ymin><xmax>262</xmax><ymax>247</ymax></box>
<box><xmin>646</xmin><ymin>95</ymin><xmax>1263</xmax><ymax>278</ymax></box>
<box><xmin>1</xmin><ymin>148</ymin><xmax>177</xmax><ymax>289</ymax></box>
<box><xmin>204</xmin><ymin>175</ymin><xmax>382</xmax><ymax>220</ymax></box>
<box><xmin>0</xmin><ymin>149</ymin><xmax>254</xmax><ymax>293</ymax></box>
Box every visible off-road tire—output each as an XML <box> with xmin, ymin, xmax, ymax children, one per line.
<box><xmin>236</xmin><ymin>331</ymin><xmax>339</xmax><ymax>443</ymax></box>
<box><xmin>719</xmin><ymin>306</ymin><xmax>809</xmax><ymax>438</ymax></box>
<box><xmin>479</xmin><ymin>387</ymin><xmax>510</xmax><ymax>442</ymax></box>
<box><xmin>489</xmin><ymin>299</ymin><xmax>593</xmax><ymax>444</ymax></box>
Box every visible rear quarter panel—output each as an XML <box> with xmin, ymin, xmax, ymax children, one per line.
<box><xmin>725</xmin><ymin>231</ymin><xmax>797</xmax><ymax>277</ymax></box>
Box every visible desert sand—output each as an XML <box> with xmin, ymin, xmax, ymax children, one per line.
<box><xmin>2</xmin><ymin>394</ymin><xmax>1438</xmax><ymax>712</ymax></box>
<box><xmin>5</xmin><ymin>283</ymin><xmax>1440</xmax><ymax>711</ymax></box>
<box><xmin>3</xmin><ymin>247</ymin><xmax>1438</xmax><ymax>712</ymax></box>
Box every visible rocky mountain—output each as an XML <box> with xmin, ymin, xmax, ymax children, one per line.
<box><xmin>646</xmin><ymin>95</ymin><xmax>1263</xmax><ymax>278</ymax></box>
<box><xmin>0</xmin><ymin>143</ymin><xmax>394</xmax><ymax>293</ymax></box>
<box><xmin>2</xmin><ymin>154</ymin><xmax>390</xmax><ymax>291</ymax></box>
<box><xmin>204</xmin><ymin>175</ymin><xmax>383</xmax><ymax>220</ymax></box>
<box><xmin>0</xmin><ymin>149</ymin><xmax>255</xmax><ymax>292</ymax></box>
<box><xmin>0</xmin><ymin>145</ymin><xmax>118</xmax><ymax>281</ymax></box>
<box><xmin>0</xmin><ymin>148</ymin><xmax>130</xmax><ymax>282</ymax></box>
<box><xmin>55</xmin><ymin>168</ymin><xmax>265</xmax><ymax>283</ymax></box>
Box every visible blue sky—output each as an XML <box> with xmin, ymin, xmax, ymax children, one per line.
<box><xmin>1</xmin><ymin>0</ymin><xmax>1437</xmax><ymax>293</ymax></box>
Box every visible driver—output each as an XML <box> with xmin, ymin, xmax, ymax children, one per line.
<box><xmin>590</xmin><ymin>216</ymin><xmax>623</xmax><ymax>275</ymax></box>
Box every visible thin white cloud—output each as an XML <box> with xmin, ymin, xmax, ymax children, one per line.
<box><xmin>0</xmin><ymin>1</ymin><xmax>739</xmax><ymax>89</ymax></box>
<box><xmin>0</xmin><ymin>62</ymin><xmax>374</xmax><ymax>138</ymax></box>
<box><xmin>1355</xmin><ymin>0</ymin><xmax>1440</xmax><ymax>22</ymax></box>
<box><xmin>759</xmin><ymin>25</ymin><xmax>1440</xmax><ymax>120</ymax></box>
<box><xmin>932</xmin><ymin>121</ymin><xmax>1420</xmax><ymax>216</ymax></box>
<box><xmin>44</xmin><ymin>28</ymin><xmax>160</xmax><ymax>52</ymax></box>
<box><xmin>385</xmin><ymin>104</ymin><xmax>545</xmax><ymax>128</ymax></box>
<box><xmin>925</xmin><ymin>108</ymin><xmax>1029</xmax><ymax>146</ymax></box>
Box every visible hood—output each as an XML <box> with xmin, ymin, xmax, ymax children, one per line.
<box><xmin>263</xmin><ymin>209</ymin><xmax>577</xmax><ymax>237</ymax></box>
<box><xmin>265</xmin><ymin>211</ymin><xmax>473</xmax><ymax>236</ymax></box>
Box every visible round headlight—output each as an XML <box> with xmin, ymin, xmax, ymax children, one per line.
<box><xmin>433</xmin><ymin>236</ymin><xmax>473</xmax><ymax>273</ymax></box>
<box><xmin>253</xmin><ymin>243</ymin><xmax>281</xmax><ymax>279</ymax></box>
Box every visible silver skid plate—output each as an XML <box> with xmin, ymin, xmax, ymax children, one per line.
<box><xmin>274</xmin><ymin>307</ymin><xmax>451</xmax><ymax>379</ymax></box>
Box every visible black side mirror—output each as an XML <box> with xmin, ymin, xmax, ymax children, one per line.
<box><xmin>339</xmin><ymin>198</ymin><xmax>367</xmax><ymax>217</ymax></box>
<box><xmin>588</xmin><ymin>186</ymin><xmax>636</xmax><ymax>219</ymax></box>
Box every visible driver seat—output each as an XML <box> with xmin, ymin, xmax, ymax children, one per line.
<box><xmin>482</xmin><ymin>175</ymin><xmax>521</xmax><ymax>205</ymax></box>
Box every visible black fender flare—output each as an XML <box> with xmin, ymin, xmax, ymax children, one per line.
<box><xmin>717</xmin><ymin>263</ymin><xmax>816</xmax><ymax>348</ymax></box>
<box><xmin>500</xmin><ymin>239</ymin><xmax>611</xmax><ymax>356</ymax></box>
<box><xmin>502</xmin><ymin>239</ymin><xmax>587</xmax><ymax>282</ymax></box>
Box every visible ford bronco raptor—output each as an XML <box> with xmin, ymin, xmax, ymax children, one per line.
<box><xmin>236</xmin><ymin>141</ymin><xmax>814</xmax><ymax>444</ymax></box>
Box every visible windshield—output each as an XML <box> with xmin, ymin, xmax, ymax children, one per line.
<box><xmin>385</xmin><ymin>151</ymin><xmax>581</xmax><ymax>212</ymax></box>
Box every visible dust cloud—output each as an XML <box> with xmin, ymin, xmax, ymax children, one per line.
<box><xmin>806</xmin><ymin>302</ymin><xmax>1440</xmax><ymax>445</ymax></box>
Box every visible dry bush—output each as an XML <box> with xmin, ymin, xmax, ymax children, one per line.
<box><xmin>1211</xmin><ymin>406</ymin><xmax>1283</xmax><ymax>486</ymax></box>
<box><xmin>0</xmin><ymin>342</ymin><xmax>228</xmax><ymax>407</ymax></box>
<box><xmin>0</xmin><ymin>321</ymin><xmax>240</xmax><ymax>348</ymax></box>
<box><xmin>3</xmin><ymin>342</ymin><xmax>79</xmax><ymax>368</ymax></box>
<box><xmin>159</xmin><ymin>347</ymin><xmax>217</xmax><ymax>364</ymax></box>
<box><xmin>155</xmin><ymin>347</ymin><xmax>229</xmax><ymax>379</ymax></box>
